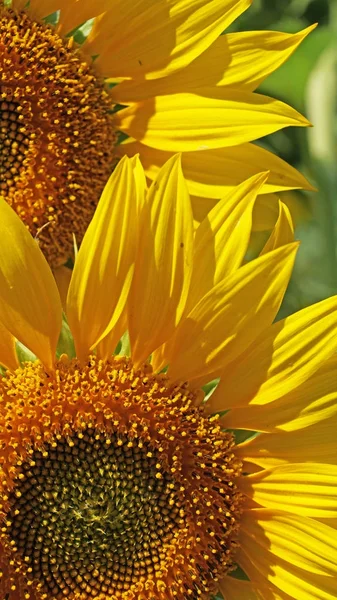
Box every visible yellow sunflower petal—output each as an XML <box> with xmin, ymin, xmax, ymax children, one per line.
<box><xmin>240</xmin><ymin>509</ymin><xmax>337</xmax><ymax>595</ymax></box>
<box><xmin>96</xmin><ymin>314</ymin><xmax>128</xmax><ymax>361</ymax></box>
<box><xmin>66</xmin><ymin>157</ymin><xmax>137</xmax><ymax>361</ymax></box>
<box><xmin>208</xmin><ymin>26</ymin><xmax>315</xmax><ymax>91</ymax></box>
<box><xmin>166</xmin><ymin>243</ymin><xmax>297</xmax><ymax>386</ymax></box>
<box><xmin>238</xmin><ymin>548</ymin><xmax>336</xmax><ymax>600</ymax></box>
<box><xmin>252</xmin><ymin>194</ymin><xmax>282</xmax><ymax>231</ymax></box>
<box><xmin>115</xmin><ymin>90</ymin><xmax>310</xmax><ymax>152</ymax></box>
<box><xmin>218</xmin><ymin>576</ymin><xmax>259</xmax><ymax>599</ymax></box>
<box><xmin>0</xmin><ymin>320</ymin><xmax>19</xmax><ymax>372</ymax></box>
<box><xmin>86</xmin><ymin>0</ymin><xmax>251</xmax><ymax>80</ymax></box>
<box><xmin>53</xmin><ymin>266</ymin><xmax>72</xmax><ymax>312</ymax></box>
<box><xmin>241</xmin><ymin>463</ymin><xmax>337</xmax><ymax>519</ymax></box>
<box><xmin>112</xmin><ymin>26</ymin><xmax>315</xmax><ymax>102</ymax></box>
<box><xmin>12</xmin><ymin>0</ymin><xmax>29</xmax><ymax>10</ymax></box>
<box><xmin>151</xmin><ymin>173</ymin><xmax>268</xmax><ymax>372</ymax></box>
<box><xmin>250</xmin><ymin>582</ymin><xmax>293</xmax><ymax>600</ymax></box>
<box><xmin>260</xmin><ymin>201</ymin><xmax>294</xmax><ymax>254</ymax></box>
<box><xmin>25</xmin><ymin>0</ymin><xmax>62</xmax><ymax>19</ymax></box>
<box><xmin>128</xmin><ymin>154</ymin><xmax>194</xmax><ymax>367</ymax></box>
<box><xmin>222</xmin><ymin>355</ymin><xmax>337</xmax><ymax>433</ymax></box>
<box><xmin>186</xmin><ymin>172</ymin><xmax>268</xmax><ymax>313</ymax></box>
<box><xmin>118</xmin><ymin>139</ymin><xmax>313</xmax><ymax>200</ymax></box>
<box><xmin>130</xmin><ymin>154</ymin><xmax>147</xmax><ymax>212</ymax></box>
<box><xmin>0</xmin><ymin>199</ymin><xmax>62</xmax><ymax>370</ymax></box>
<box><xmin>57</xmin><ymin>0</ymin><xmax>111</xmax><ymax>35</ymax></box>
<box><xmin>209</xmin><ymin>295</ymin><xmax>337</xmax><ymax>412</ymax></box>
<box><xmin>253</xmin><ymin>191</ymin><xmax>310</xmax><ymax>233</ymax></box>
<box><xmin>237</xmin><ymin>418</ymin><xmax>337</xmax><ymax>469</ymax></box>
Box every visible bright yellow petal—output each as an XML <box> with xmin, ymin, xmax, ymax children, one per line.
<box><xmin>115</xmin><ymin>91</ymin><xmax>310</xmax><ymax>152</ymax></box>
<box><xmin>166</xmin><ymin>243</ymin><xmax>297</xmax><ymax>386</ymax></box>
<box><xmin>128</xmin><ymin>155</ymin><xmax>194</xmax><ymax>367</ymax></box>
<box><xmin>85</xmin><ymin>0</ymin><xmax>251</xmax><ymax>80</ymax></box>
<box><xmin>186</xmin><ymin>172</ymin><xmax>268</xmax><ymax>313</ymax></box>
<box><xmin>260</xmin><ymin>201</ymin><xmax>294</xmax><ymax>254</ymax></box>
<box><xmin>129</xmin><ymin>154</ymin><xmax>147</xmax><ymax>212</ymax></box>
<box><xmin>222</xmin><ymin>355</ymin><xmax>337</xmax><ymax>433</ymax></box>
<box><xmin>241</xmin><ymin>463</ymin><xmax>337</xmax><ymax>519</ymax></box>
<box><xmin>237</xmin><ymin>418</ymin><xmax>337</xmax><ymax>470</ymax></box>
<box><xmin>0</xmin><ymin>199</ymin><xmax>62</xmax><ymax>370</ymax></box>
<box><xmin>209</xmin><ymin>295</ymin><xmax>337</xmax><ymax>412</ymax></box>
<box><xmin>112</xmin><ymin>26</ymin><xmax>315</xmax><ymax>102</ymax></box>
<box><xmin>151</xmin><ymin>173</ymin><xmax>268</xmax><ymax>372</ymax></box>
<box><xmin>240</xmin><ymin>508</ymin><xmax>337</xmax><ymax>580</ymax></box>
<box><xmin>238</xmin><ymin>547</ymin><xmax>337</xmax><ymax>600</ymax></box>
<box><xmin>0</xmin><ymin>321</ymin><xmax>19</xmax><ymax>372</ymax></box>
<box><xmin>209</xmin><ymin>26</ymin><xmax>315</xmax><ymax>91</ymax></box>
<box><xmin>66</xmin><ymin>157</ymin><xmax>137</xmax><ymax>361</ymax></box>
<box><xmin>118</xmin><ymin>139</ymin><xmax>313</xmax><ymax>200</ymax></box>
<box><xmin>57</xmin><ymin>0</ymin><xmax>111</xmax><ymax>35</ymax></box>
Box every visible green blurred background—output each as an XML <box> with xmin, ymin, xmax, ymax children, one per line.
<box><xmin>232</xmin><ymin>0</ymin><xmax>337</xmax><ymax>318</ymax></box>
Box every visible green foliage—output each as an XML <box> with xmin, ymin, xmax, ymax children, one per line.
<box><xmin>235</xmin><ymin>0</ymin><xmax>337</xmax><ymax>317</ymax></box>
<box><xmin>56</xmin><ymin>314</ymin><xmax>76</xmax><ymax>359</ymax></box>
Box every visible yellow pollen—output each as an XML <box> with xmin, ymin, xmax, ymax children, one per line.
<box><xmin>0</xmin><ymin>356</ymin><xmax>243</xmax><ymax>599</ymax></box>
<box><xmin>0</xmin><ymin>7</ymin><xmax>117</xmax><ymax>266</ymax></box>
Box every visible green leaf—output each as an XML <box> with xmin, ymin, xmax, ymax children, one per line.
<box><xmin>56</xmin><ymin>315</ymin><xmax>76</xmax><ymax>359</ymax></box>
<box><xmin>16</xmin><ymin>341</ymin><xmax>37</xmax><ymax>365</ymax></box>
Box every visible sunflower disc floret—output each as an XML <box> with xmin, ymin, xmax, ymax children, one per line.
<box><xmin>0</xmin><ymin>7</ymin><xmax>116</xmax><ymax>266</ymax></box>
<box><xmin>0</xmin><ymin>355</ymin><xmax>242</xmax><ymax>600</ymax></box>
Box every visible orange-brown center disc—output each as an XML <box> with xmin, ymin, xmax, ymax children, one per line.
<box><xmin>0</xmin><ymin>7</ymin><xmax>117</xmax><ymax>267</ymax></box>
<box><xmin>0</xmin><ymin>356</ymin><xmax>242</xmax><ymax>600</ymax></box>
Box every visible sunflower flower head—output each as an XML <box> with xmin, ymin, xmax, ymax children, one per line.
<box><xmin>1</xmin><ymin>0</ymin><xmax>315</xmax><ymax>266</ymax></box>
<box><xmin>0</xmin><ymin>157</ymin><xmax>336</xmax><ymax>600</ymax></box>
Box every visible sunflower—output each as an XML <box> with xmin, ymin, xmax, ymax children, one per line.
<box><xmin>1</xmin><ymin>0</ymin><xmax>314</xmax><ymax>266</ymax></box>
<box><xmin>0</xmin><ymin>156</ymin><xmax>336</xmax><ymax>600</ymax></box>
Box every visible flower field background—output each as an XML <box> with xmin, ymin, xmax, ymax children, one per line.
<box><xmin>234</xmin><ymin>0</ymin><xmax>337</xmax><ymax>319</ymax></box>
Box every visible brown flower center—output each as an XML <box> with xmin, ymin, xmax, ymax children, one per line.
<box><xmin>0</xmin><ymin>356</ymin><xmax>242</xmax><ymax>600</ymax></box>
<box><xmin>0</xmin><ymin>7</ymin><xmax>117</xmax><ymax>267</ymax></box>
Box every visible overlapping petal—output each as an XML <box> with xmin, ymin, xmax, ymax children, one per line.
<box><xmin>0</xmin><ymin>199</ymin><xmax>62</xmax><ymax>370</ymax></box>
<box><xmin>117</xmin><ymin>140</ymin><xmax>313</xmax><ymax>200</ymax></box>
<box><xmin>238</xmin><ymin>545</ymin><xmax>337</xmax><ymax>600</ymax></box>
<box><xmin>66</xmin><ymin>157</ymin><xmax>138</xmax><ymax>361</ymax></box>
<box><xmin>23</xmin><ymin>0</ymin><xmax>62</xmax><ymax>19</ymax></box>
<box><xmin>12</xmin><ymin>0</ymin><xmax>29</xmax><ymax>10</ymax></box>
<box><xmin>239</xmin><ymin>510</ymin><xmax>337</xmax><ymax>599</ymax></box>
<box><xmin>25</xmin><ymin>0</ymin><xmax>110</xmax><ymax>25</ymax></box>
<box><xmin>218</xmin><ymin>576</ymin><xmax>260</xmax><ymax>599</ymax></box>
<box><xmin>115</xmin><ymin>90</ymin><xmax>310</xmax><ymax>153</ymax></box>
<box><xmin>209</xmin><ymin>295</ymin><xmax>337</xmax><ymax>412</ymax></box>
<box><xmin>237</xmin><ymin>418</ymin><xmax>337</xmax><ymax>470</ymax></box>
<box><xmin>222</xmin><ymin>355</ymin><xmax>337</xmax><ymax>433</ymax></box>
<box><xmin>57</xmin><ymin>0</ymin><xmax>111</xmax><ymax>34</ymax></box>
<box><xmin>166</xmin><ymin>243</ymin><xmax>297</xmax><ymax>385</ymax></box>
<box><xmin>85</xmin><ymin>0</ymin><xmax>251</xmax><ymax>80</ymax></box>
<box><xmin>185</xmin><ymin>172</ymin><xmax>268</xmax><ymax>313</ymax></box>
<box><xmin>240</xmin><ymin>463</ymin><xmax>337</xmax><ymax>519</ymax></box>
<box><xmin>128</xmin><ymin>154</ymin><xmax>194</xmax><ymax>367</ymax></box>
<box><xmin>260</xmin><ymin>201</ymin><xmax>294</xmax><ymax>254</ymax></box>
<box><xmin>112</xmin><ymin>26</ymin><xmax>315</xmax><ymax>102</ymax></box>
